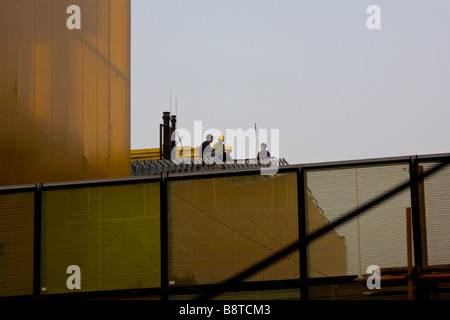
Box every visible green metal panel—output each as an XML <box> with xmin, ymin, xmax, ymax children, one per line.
<box><xmin>40</xmin><ymin>182</ymin><xmax>160</xmax><ymax>294</ymax></box>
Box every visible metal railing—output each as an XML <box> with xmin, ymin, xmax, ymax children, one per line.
<box><xmin>1</xmin><ymin>153</ymin><xmax>450</xmax><ymax>300</ymax></box>
<box><xmin>131</xmin><ymin>157</ymin><xmax>290</xmax><ymax>176</ymax></box>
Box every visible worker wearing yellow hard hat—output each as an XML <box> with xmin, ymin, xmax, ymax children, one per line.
<box><xmin>212</xmin><ymin>134</ymin><xmax>225</xmax><ymax>161</ymax></box>
<box><xmin>225</xmin><ymin>145</ymin><xmax>234</xmax><ymax>163</ymax></box>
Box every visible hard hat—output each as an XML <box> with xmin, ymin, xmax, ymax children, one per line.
<box><xmin>226</xmin><ymin>145</ymin><xmax>232</xmax><ymax>151</ymax></box>
<box><xmin>218</xmin><ymin>134</ymin><xmax>225</xmax><ymax>141</ymax></box>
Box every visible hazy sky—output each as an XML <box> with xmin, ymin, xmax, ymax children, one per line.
<box><xmin>130</xmin><ymin>0</ymin><xmax>450</xmax><ymax>165</ymax></box>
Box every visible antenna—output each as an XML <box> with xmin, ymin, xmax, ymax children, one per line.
<box><xmin>177</xmin><ymin>131</ymin><xmax>183</xmax><ymax>148</ymax></box>
<box><xmin>176</xmin><ymin>96</ymin><xmax>178</xmax><ymax>116</ymax></box>
<box><xmin>170</xmin><ymin>90</ymin><xmax>172</xmax><ymax>114</ymax></box>
<box><xmin>255</xmin><ymin>123</ymin><xmax>258</xmax><ymax>158</ymax></box>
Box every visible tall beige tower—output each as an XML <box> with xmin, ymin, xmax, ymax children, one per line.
<box><xmin>0</xmin><ymin>0</ymin><xmax>131</xmax><ymax>186</ymax></box>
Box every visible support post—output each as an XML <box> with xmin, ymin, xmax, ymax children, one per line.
<box><xmin>297</xmin><ymin>166</ymin><xmax>309</xmax><ymax>300</ymax></box>
<box><xmin>33</xmin><ymin>184</ymin><xmax>42</xmax><ymax>298</ymax></box>
<box><xmin>418</xmin><ymin>165</ymin><xmax>428</xmax><ymax>266</ymax></box>
<box><xmin>406</xmin><ymin>207</ymin><xmax>414</xmax><ymax>300</ymax></box>
<box><xmin>332</xmin><ymin>285</ymin><xmax>339</xmax><ymax>300</ymax></box>
<box><xmin>409</xmin><ymin>156</ymin><xmax>424</xmax><ymax>299</ymax></box>
<box><xmin>160</xmin><ymin>178</ymin><xmax>169</xmax><ymax>301</ymax></box>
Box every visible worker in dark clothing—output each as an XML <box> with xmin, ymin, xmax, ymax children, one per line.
<box><xmin>201</xmin><ymin>134</ymin><xmax>215</xmax><ymax>162</ymax></box>
<box><xmin>257</xmin><ymin>143</ymin><xmax>271</xmax><ymax>162</ymax></box>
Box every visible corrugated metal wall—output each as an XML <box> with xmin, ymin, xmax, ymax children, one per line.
<box><xmin>421</xmin><ymin>162</ymin><xmax>450</xmax><ymax>266</ymax></box>
<box><xmin>0</xmin><ymin>0</ymin><xmax>131</xmax><ymax>186</ymax></box>
<box><xmin>305</xmin><ymin>164</ymin><xmax>411</xmax><ymax>276</ymax></box>
<box><xmin>168</xmin><ymin>172</ymin><xmax>347</xmax><ymax>286</ymax></box>
<box><xmin>0</xmin><ymin>191</ymin><xmax>35</xmax><ymax>297</ymax></box>
<box><xmin>40</xmin><ymin>182</ymin><xmax>161</xmax><ymax>295</ymax></box>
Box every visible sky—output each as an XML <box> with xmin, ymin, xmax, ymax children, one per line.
<box><xmin>130</xmin><ymin>0</ymin><xmax>450</xmax><ymax>165</ymax></box>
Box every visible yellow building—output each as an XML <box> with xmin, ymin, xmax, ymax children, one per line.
<box><xmin>0</xmin><ymin>0</ymin><xmax>131</xmax><ymax>186</ymax></box>
<box><xmin>0</xmin><ymin>1</ymin><xmax>349</xmax><ymax>300</ymax></box>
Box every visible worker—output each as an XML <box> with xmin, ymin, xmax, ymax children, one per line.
<box><xmin>224</xmin><ymin>145</ymin><xmax>234</xmax><ymax>163</ymax></box>
<box><xmin>257</xmin><ymin>143</ymin><xmax>271</xmax><ymax>162</ymax></box>
<box><xmin>213</xmin><ymin>134</ymin><xmax>225</xmax><ymax>162</ymax></box>
<box><xmin>201</xmin><ymin>134</ymin><xmax>215</xmax><ymax>162</ymax></box>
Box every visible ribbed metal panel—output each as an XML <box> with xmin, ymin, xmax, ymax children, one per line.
<box><xmin>420</xmin><ymin>162</ymin><xmax>450</xmax><ymax>266</ymax></box>
<box><xmin>0</xmin><ymin>192</ymin><xmax>34</xmax><ymax>297</ymax></box>
<box><xmin>168</xmin><ymin>172</ymin><xmax>300</xmax><ymax>286</ymax></box>
<box><xmin>40</xmin><ymin>181</ymin><xmax>160</xmax><ymax>294</ymax></box>
<box><xmin>305</xmin><ymin>163</ymin><xmax>411</xmax><ymax>277</ymax></box>
<box><xmin>0</xmin><ymin>0</ymin><xmax>131</xmax><ymax>186</ymax></box>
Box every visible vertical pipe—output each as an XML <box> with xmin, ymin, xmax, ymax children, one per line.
<box><xmin>171</xmin><ymin>115</ymin><xmax>177</xmax><ymax>151</ymax></box>
<box><xmin>162</xmin><ymin>112</ymin><xmax>171</xmax><ymax>160</ymax></box>
<box><xmin>168</xmin><ymin>127</ymin><xmax>173</xmax><ymax>162</ymax></box>
<box><xmin>159</xmin><ymin>124</ymin><xmax>163</xmax><ymax>160</ymax></box>
<box><xmin>297</xmin><ymin>166</ymin><xmax>309</xmax><ymax>300</ymax></box>
<box><xmin>406</xmin><ymin>207</ymin><xmax>414</xmax><ymax>300</ymax></box>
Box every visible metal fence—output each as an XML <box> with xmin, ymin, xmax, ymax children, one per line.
<box><xmin>1</xmin><ymin>153</ymin><xmax>450</xmax><ymax>300</ymax></box>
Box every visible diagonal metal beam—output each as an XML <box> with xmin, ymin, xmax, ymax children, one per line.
<box><xmin>196</xmin><ymin>158</ymin><xmax>450</xmax><ymax>300</ymax></box>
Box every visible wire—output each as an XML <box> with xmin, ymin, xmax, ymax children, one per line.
<box><xmin>171</xmin><ymin>180</ymin><xmax>330</xmax><ymax>277</ymax></box>
<box><xmin>213</xmin><ymin>180</ymin><xmax>329</xmax><ymax>277</ymax></box>
<box><xmin>171</xmin><ymin>191</ymin><xmax>299</xmax><ymax>265</ymax></box>
<box><xmin>356</xmin><ymin>168</ymin><xmax>362</xmax><ymax>275</ymax></box>
<box><xmin>214</xmin><ymin>180</ymin><xmax>283</xmax><ymax>250</ymax></box>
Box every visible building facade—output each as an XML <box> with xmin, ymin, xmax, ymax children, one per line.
<box><xmin>0</xmin><ymin>0</ymin><xmax>131</xmax><ymax>186</ymax></box>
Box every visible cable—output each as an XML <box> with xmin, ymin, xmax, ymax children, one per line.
<box><xmin>171</xmin><ymin>191</ymin><xmax>299</xmax><ymax>265</ymax></box>
<box><xmin>214</xmin><ymin>180</ymin><xmax>284</xmax><ymax>251</ymax></box>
